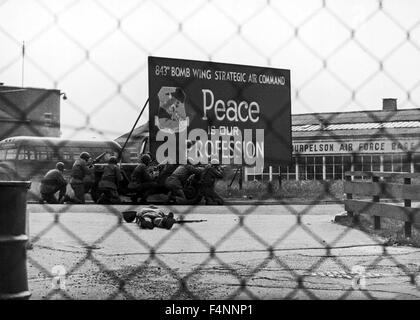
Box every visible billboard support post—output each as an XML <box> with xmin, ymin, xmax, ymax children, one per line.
<box><xmin>119</xmin><ymin>98</ymin><xmax>149</xmax><ymax>162</ymax></box>
<box><xmin>239</xmin><ymin>167</ymin><xmax>243</xmax><ymax>190</ymax></box>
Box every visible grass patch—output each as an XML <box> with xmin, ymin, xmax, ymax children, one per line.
<box><xmin>336</xmin><ymin>214</ymin><xmax>420</xmax><ymax>248</ymax></box>
<box><xmin>216</xmin><ymin>179</ymin><xmax>345</xmax><ymax>201</ymax></box>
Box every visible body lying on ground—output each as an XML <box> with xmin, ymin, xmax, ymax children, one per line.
<box><xmin>135</xmin><ymin>205</ymin><xmax>176</xmax><ymax>230</ymax></box>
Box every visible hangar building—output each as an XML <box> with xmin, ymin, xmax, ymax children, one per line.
<box><xmin>246</xmin><ymin>98</ymin><xmax>420</xmax><ymax>181</ymax></box>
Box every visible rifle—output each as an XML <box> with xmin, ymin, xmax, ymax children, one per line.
<box><xmin>89</xmin><ymin>152</ymin><xmax>107</xmax><ymax>167</ymax></box>
<box><xmin>174</xmin><ymin>219</ymin><xmax>207</xmax><ymax>224</ymax></box>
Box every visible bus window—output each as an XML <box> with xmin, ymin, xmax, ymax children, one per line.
<box><xmin>36</xmin><ymin>149</ymin><xmax>48</xmax><ymax>160</ymax></box>
<box><xmin>51</xmin><ymin>151</ymin><xmax>59</xmax><ymax>161</ymax></box>
<box><xmin>0</xmin><ymin>149</ymin><xmax>6</xmax><ymax>160</ymax></box>
<box><xmin>5</xmin><ymin>149</ymin><xmax>17</xmax><ymax>160</ymax></box>
<box><xmin>70</xmin><ymin>147</ymin><xmax>82</xmax><ymax>159</ymax></box>
<box><xmin>62</xmin><ymin>151</ymin><xmax>74</xmax><ymax>160</ymax></box>
<box><xmin>18</xmin><ymin>148</ymin><xmax>36</xmax><ymax>160</ymax></box>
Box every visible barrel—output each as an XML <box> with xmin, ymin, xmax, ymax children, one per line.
<box><xmin>0</xmin><ymin>181</ymin><xmax>31</xmax><ymax>300</ymax></box>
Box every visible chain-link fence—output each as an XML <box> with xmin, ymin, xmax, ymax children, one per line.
<box><xmin>1</xmin><ymin>0</ymin><xmax>420</xmax><ymax>300</ymax></box>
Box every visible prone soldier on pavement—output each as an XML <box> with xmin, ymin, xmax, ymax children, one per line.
<box><xmin>164</xmin><ymin>163</ymin><xmax>203</xmax><ymax>204</ymax></box>
<box><xmin>67</xmin><ymin>152</ymin><xmax>94</xmax><ymax>204</ymax></box>
<box><xmin>39</xmin><ymin>162</ymin><xmax>67</xmax><ymax>204</ymax></box>
<box><xmin>97</xmin><ymin>156</ymin><xmax>123</xmax><ymax>204</ymax></box>
<box><xmin>128</xmin><ymin>154</ymin><xmax>159</xmax><ymax>203</ymax></box>
<box><xmin>135</xmin><ymin>205</ymin><xmax>176</xmax><ymax>230</ymax></box>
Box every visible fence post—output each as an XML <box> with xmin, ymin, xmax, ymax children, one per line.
<box><xmin>345</xmin><ymin>173</ymin><xmax>353</xmax><ymax>217</ymax></box>
<box><xmin>372</xmin><ymin>175</ymin><xmax>381</xmax><ymax>230</ymax></box>
<box><xmin>404</xmin><ymin>177</ymin><xmax>412</xmax><ymax>238</ymax></box>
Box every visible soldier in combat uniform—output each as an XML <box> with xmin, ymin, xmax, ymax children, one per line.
<box><xmin>97</xmin><ymin>156</ymin><xmax>122</xmax><ymax>204</ymax></box>
<box><xmin>68</xmin><ymin>152</ymin><xmax>94</xmax><ymax>204</ymax></box>
<box><xmin>198</xmin><ymin>163</ymin><xmax>224</xmax><ymax>205</ymax></box>
<box><xmin>164</xmin><ymin>163</ymin><xmax>203</xmax><ymax>204</ymax></box>
<box><xmin>128</xmin><ymin>154</ymin><xmax>159</xmax><ymax>203</ymax></box>
<box><xmin>39</xmin><ymin>162</ymin><xmax>67</xmax><ymax>204</ymax></box>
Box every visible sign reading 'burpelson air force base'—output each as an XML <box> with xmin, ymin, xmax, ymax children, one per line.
<box><xmin>148</xmin><ymin>56</ymin><xmax>292</xmax><ymax>166</ymax></box>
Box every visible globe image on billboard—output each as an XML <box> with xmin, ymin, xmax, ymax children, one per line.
<box><xmin>155</xmin><ymin>86</ymin><xmax>189</xmax><ymax>134</ymax></box>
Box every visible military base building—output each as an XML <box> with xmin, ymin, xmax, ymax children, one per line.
<box><xmin>0</xmin><ymin>84</ymin><xmax>61</xmax><ymax>140</ymax></box>
<box><xmin>246</xmin><ymin>98</ymin><xmax>420</xmax><ymax>182</ymax></box>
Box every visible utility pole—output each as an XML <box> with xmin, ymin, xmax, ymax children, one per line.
<box><xmin>21</xmin><ymin>41</ymin><xmax>25</xmax><ymax>88</ymax></box>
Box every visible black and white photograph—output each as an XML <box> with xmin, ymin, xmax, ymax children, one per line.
<box><xmin>1</xmin><ymin>0</ymin><xmax>420</xmax><ymax>307</ymax></box>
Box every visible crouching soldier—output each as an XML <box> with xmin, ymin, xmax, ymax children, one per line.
<box><xmin>97</xmin><ymin>156</ymin><xmax>122</xmax><ymax>204</ymax></box>
<box><xmin>68</xmin><ymin>152</ymin><xmax>94</xmax><ymax>204</ymax></box>
<box><xmin>199</xmin><ymin>163</ymin><xmax>224</xmax><ymax>205</ymax></box>
<box><xmin>128</xmin><ymin>154</ymin><xmax>158</xmax><ymax>203</ymax></box>
<box><xmin>135</xmin><ymin>205</ymin><xmax>176</xmax><ymax>230</ymax></box>
<box><xmin>164</xmin><ymin>164</ymin><xmax>203</xmax><ymax>204</ymax></box>
<box><xmin>39</xmin><ymin>162</ymin><xmax>67</xmax><ymax>204</ymax></box>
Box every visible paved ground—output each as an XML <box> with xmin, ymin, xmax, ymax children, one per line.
<box><xmin>26</xmin><ymin>203</ymin><xmax>420</xmax><ymax>300</ymax></box>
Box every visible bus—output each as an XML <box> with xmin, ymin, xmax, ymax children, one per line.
<box><xmin>0</xmin><ymin>136</ymin><xmax>130</xmax><ymax>181</ymax></box>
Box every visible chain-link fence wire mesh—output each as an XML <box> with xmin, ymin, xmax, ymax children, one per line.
<box><xmin>1</xmin><ymin>0</ymin><xmax>420</xmax><ymax>299</ymax></box>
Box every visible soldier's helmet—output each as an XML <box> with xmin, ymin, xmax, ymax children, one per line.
<box><xmin>80</xmin><ymin>152</ymin><xmax>91</xmax><ymax>161</ymax></box>
<box><xmin>140</xmin><ymin>153</ymin><xmax>152</xmax><ymax>165</ymax></box>
<box><xmin>55</xmin><ymin>162</ymin><xmax>65</xmax><ymax>172</ymax></box>
<box><xmin>108</xmin><ymin>156</ymin><xmax>118</xmax><ymax>164</ymax></box>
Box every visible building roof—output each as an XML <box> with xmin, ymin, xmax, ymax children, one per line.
<box><xmin>292</xmin><ymin>108</ymin><xmax>420</xmax><ymax>125</ymax></box>
<box><xmin>291</xmin><ymin>108</ymin><xmax>420</xmax><ymax>140</ymax></box>
<box><xmin>293</xmin><ymin>121</ymin><xmax>420</xmax><ymax>132</ymax></box>
<box><xmin>0</xmin><ymin>85</ymin><xmax>60</xmax><ymax>93</ymax></box>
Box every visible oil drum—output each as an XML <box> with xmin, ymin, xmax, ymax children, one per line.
<box><xmin>0</xmin><ymin>181</ymin><xmax>31</xmax><ymax>300</ymax></box>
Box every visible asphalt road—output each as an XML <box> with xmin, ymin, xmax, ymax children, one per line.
<box><xmin>26</xmin><ymin>204</ymin><xmax>420</xmax><ymax>300</ymax></box>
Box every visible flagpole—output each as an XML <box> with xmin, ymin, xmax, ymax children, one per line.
<box><xmin>21</xmin><ymin>41</ymin><xmax>25</xmax><ymax>88</ymax></box>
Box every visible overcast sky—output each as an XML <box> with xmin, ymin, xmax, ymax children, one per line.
<box><xmin>1</xmin><ymin>0</ymin><xmax>420</xmax><ymax>140</ymax></box>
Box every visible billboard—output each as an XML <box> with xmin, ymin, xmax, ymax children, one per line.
<box><xmin>148</xmin><ymin>56</ymin><xmax>291</xmax><ymax>167</ymax></box>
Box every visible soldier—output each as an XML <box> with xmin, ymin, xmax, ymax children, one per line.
<box><xmin>199</xmin><ymin>163</ymin><xmax>224</xmax><ymax>205</ymax></box>
<box><xmin>128</xmin><ymin>154</ymin><xmax>159</xmax><ymax>203</ymax></box>
<box><xmin>97</xmin><ymin>156</ymin><xmax>122</xmax><ymax>204</ymax></box>
<box><xmin>164</xmin><ymin>164</ymin><xmax>203</xmax><ymax>204</ymax></box>
<box><xmin>156</xmin><ymin>163</ymin><xmax>178</xmax><ymax>187</ymax></box>
<box><xmin>39</xmin><ymin>162</ymin><xmax>67</xmax><ymax>204</ymax></box>
<box><xmin>68</xmin><ymin>152</ymin><xmax>93</xmax><ymax>204</ymax></box>
<box><xmin>135</xmin><ymin>205</ymin><xmax>176</xmax><ymax>230</ymax></box>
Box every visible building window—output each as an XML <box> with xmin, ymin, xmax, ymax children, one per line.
<box><xmin>402</xmin><ymin>154</ymin><xmax>411</xmax><ymax>172</ymax></box>
<box><xmin>5</xmin><ymin>149</ymin><xmax>17</xmax><ymax>160</ymax></box>
<box><xmin>383</xmin><ymin>155</ymin><xmax>392</xmax><ymax>172</ymax></box>
<box><xmin>315</xmin><ymin>156</ymin><xmax>323</xmax><ymax>180</ymax></box>
<box><xmin>44</xmin><ymin>113</ymin><xmax>53</xmax><ymax>127</ymax></box>
<box><xmin>362</xmin><ymin>156</ymin><xmax>372</xmax><ymax>172</ymax></box>
<box><xmin>326</xmin><ymin>156</ymin><xmax>334</xmax><ymax>180</ymax></box>
<box><xmin>354</xmin><ymin>155</ymin><xmax>362</xmax><ymax>172</ymax></box>
<box><xmin>372</xmin><ymin>156</ymin><xmax>380</xmax><ymax>171</ymax></box>
<box><xmin>392</xmin><ymin>155</ymin><xmax>403</xmax><ymax>172</ymax></box>
<box><xmin>333</xmin><ymin>156</ymin><xmax>343</xmax><ymax>180</ymax></box>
